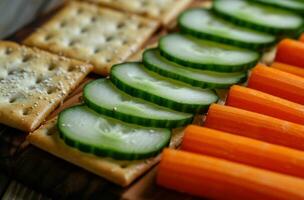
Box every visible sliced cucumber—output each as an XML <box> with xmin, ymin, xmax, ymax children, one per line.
<box><xmin>143</xmin><ymin>49</ymin><xmax>247</xmax><ymax>89</ymax></box>
<box><xmin>110</xmin><ymin>62</ymin><xmax>218</xmax><ymax>113</ymax></box>
<box><xmin>178</xmin><ymin>8</ymin><xmax>276</xmax><ymax>49</ymax></box>
<box><xmin>213</xmin><ymin>0</ymin><xmax>304</xmax><ymax>34</ymax></box>
<box><xmin>254</xmin><ymin>0</ymin><xmax>304</xmax><ymax>14</ymax></box>
<box><xmin>58</xmin><ymin>105</ymin><xmax>171</xmax><ymax>160</ymax></box>
<box><xmin>159</xmin><ymin>33</ymin><xmax>259</xmax><ymax>72</ymax></box>
<box><xmin>83</xmin><ymin>79</ymin><xmax>193</xmax><ymax>128</ymax></box>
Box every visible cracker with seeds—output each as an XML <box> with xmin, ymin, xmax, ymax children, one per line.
<box><xmin>82</xmin><ymin>0</ymin><xmax>192</xmax><ymax>25</ymax></box>
<box><xmin>0</xmin><ymin>41</ymin><xmax>92</xmax><ymax>131</ymax></box>
<box><xmin>27</xmin><ymin>93</ymin><xmax>185</xmax><ymax>186</ymax></box>
<box><xmin>24</xmin><ymin>2</ymin><xmax>159</xmax><ymax>76</ymax></box>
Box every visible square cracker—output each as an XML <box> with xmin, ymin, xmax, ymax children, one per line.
<box><xmin>27</xmin><ymin>114</ymin><xmax>185</xmax><ymax>186</ymax></box>
<box><xmin>23</xmin><ymin>1</ymin><xmax>159</xmax><ymax>76</ymax></box>
<box><xmin>0</xmin><ymin>41</ymin><xmax>92</xmax><ymax>131</ymax></box>
<box><xmin>82</xmin><ymin>0</ymin><xmax>192</xmax><ymax>25</ymax></box>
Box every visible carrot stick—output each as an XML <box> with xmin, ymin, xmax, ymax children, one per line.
<box><xmin>299</xmin><ymin>33</ymin><xmax>304</xmax><ymax>43</ymax></box>
<box><xmin>181</xmin><ymin>125</ymin><xmax>304</xmax><ymax>178</ymax></box>
<box><xmin>271</xmin><ymin>62</ymin><xmax>304</xmax><ymax>78</ymax></box>
<box><xmin>204</xmin><ymin>104</ymin><xmax>304</xmax><ymax>151</ymax></box>
<box><xmin>157</xmin><ymin>149</ymin><xmax>304</xmax><ymax>200</ymax></box>
<box><xmin>248</xmin><ymin>64</ymin><xmax>304</xmax><ymax>104</ymax></box>
<box><xmin>275</xmin><ymin>39</ymin><xmax>304</xmax><ymax>68</ymax></box>
<box><xmin>226</xmin><ymin>85</ymin><xmax>304</xmax><ymax>124</ymax></box>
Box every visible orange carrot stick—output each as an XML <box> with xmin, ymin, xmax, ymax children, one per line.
<box><xmin>275</xmin><ymin>39</ymin><xmax>304</xmax><ymax>68</ymax></box>
<box><xmin>157</xmin><ymin>149</ymin><xmax>304</xmax><ymax>200</ymax></box>
<box><xmin>181</xmin><ymin>125</ymin><xmax>304</xmax><ymax>178</ymax></box>
<box><xmin>248</xmin><ymin>64</ymin><xmax>304</xmax><ymax>104</ymax></box>
<box><xmin>271</xmin><ymin>62</ymin><xmax>304</xmax><ymax>77</ymax></box>
<box><xmin>299</xmin><ymin>33</ymin><xmax>304</xmax><ymax>43</ymax></box>
<box><xmin>226</xmin><ymin>85</ymin><xmax>304</xmax><ymax>124</ymax></box>
<box><xmin>204</xmin><ymin>104</ymin><xmax>304</xmax><ymax>151</ymax></box>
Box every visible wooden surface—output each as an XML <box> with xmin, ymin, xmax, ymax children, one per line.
<box><xmin>0</xmin><ymin>0</ymin><xmax>208</xmax><ymax>199</ymax></box>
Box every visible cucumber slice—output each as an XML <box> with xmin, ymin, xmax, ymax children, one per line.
<box><xmin>110</xmin><ymin>62</ymin><xmax>218</xmax><ymax>113</ymax></box>
<box><xmin>159</xmin><ymin>33</ymin><xmax>260</xmax><ymax>72</ymax></box>
<box><xmin>213</xmin><ymin>0</ymin><xmax>304</xmax><ymax>34</ymax></box>
<box><xmin>254</xmin><ymin>0</ymin><xmax>304</xmax><ymax>14</ymax></box>
<box><xmin>143</xmin><ymin>49</ymin><xmax>247</xmax><ymax>89</ymax></box>
<box><xmin>83</xmin><ymin>79</ymin><xmax>193</xmax><ymax>128</ymax></box>
<box><xmin>178</xmin><ymin>8</ymin><xmax>276</xmax><ymax>49</ymax></box>
<box><xmin>58</xmin><ymin>105</ymin><xmax>171</xmax><ymax>160</ymax></box>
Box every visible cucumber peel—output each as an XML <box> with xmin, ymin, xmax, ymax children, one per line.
<box><xmin>110</xmin><ymin>62</ymin><xmax>219</xmax><ymax>113</ymax></box>
<box><xmin>213</xmin><ymin>0</ymin><xmax>304</xmax><ymax>34</ymax></box>
<box><xmin>143</xmin><ymin>48</ymin><xmax>247</xmax><ymax>89</ymax></box>
<box><xmin>159</xmin><ymin>33</ymin><xmax>260</xmax><ymax>72</ymax></box>
<box><xmin>58</xmin><ymin>105</ymin><xmax>171</xmax><ymax>160</ymax></box>
<box><xmin>84</xmin><ymin>79</ymin><xmax>193</xmax><ymax>128</ymax></box>
<box><xmin>178</xmin><ymin>8</ymin><xmax>276</xmax><ymax>49</ymax></box>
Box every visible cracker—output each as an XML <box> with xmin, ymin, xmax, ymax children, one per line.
<box><xmin>23</xmin><ymin>1</ymin><xmax>159</xmax><ymax>76</ymax></box>
<box><xmin>82</xmin><ymin>0</ymin><xmax>192</xmax><ymax>25</ymax></box>
<box><xmin>27</xmin><ymin>117</ymin><xmax>184</xmax><ymax>186</ymax></box>
<box><xmin>0</xmin><ymin>41</ymin><xmax>92</xmax><ymax>131</ymax></box>
<box><xmin>261</xmin><ymin>47</ymin><xmax>277</xmax><ymax>65</ymax></box>
<box><xmin>128</xmin><ymin>42</ymin><xmax>158</xmax><ymax>62</ymax></box>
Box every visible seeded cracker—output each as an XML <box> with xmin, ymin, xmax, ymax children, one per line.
<box><xmin>81</xmin><ymin>0</ymin><xmax>192</xmax><ymax>25</ymax></box>
<box><xmin>23</xmin><ymin>1</ymin><xmax>159</xmax><ymax>76</ymax></box>
<box><xmin>0</xmin><ymin>41</ymin><xmax>92</xmax><ymax>131</ymax></box>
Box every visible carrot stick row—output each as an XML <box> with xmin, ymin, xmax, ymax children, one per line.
<box><xmin>226</xmin><ymin>85</ymin><xmax>304</xmax><ymax>124</ymax></box>
<box><xmin>157</xmin><ymin>149</ymin><xmax>304</xmax><ymax>200</ymax></box>
<box><xmin>248</xmin><ymin>64</ymin><xmax>304</xmax><ymax>104</ymax></box>
<box><xmin>204</xmin><ymin>104</ymin><xmax>304</xmax><ymax>151</ymax></box>
<box><xmin>182</xmin><ymin>125</ymin><xmax>304</xmax><ymax>178</ymax></box>
<box><xmin>271</xmin><ymin>62</ymin><xmax>304</xmax><ymax>78</ymax></box>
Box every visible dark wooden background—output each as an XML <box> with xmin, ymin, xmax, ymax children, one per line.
<box><xmin>0</xmin><ymin>0</ymin><xmax>207</xmax><ymax>199</ymax></box>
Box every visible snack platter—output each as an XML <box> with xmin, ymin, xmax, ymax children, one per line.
<box><xmin>1</xmin><ymin>0</ymin><xmax>304</xmax><ymax>199</ymax></box>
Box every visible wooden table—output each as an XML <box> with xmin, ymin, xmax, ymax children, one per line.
<box><xmin>0</xmin><ymin>0</ymin><xmax>208</xmax><ymax>199</ymax></box>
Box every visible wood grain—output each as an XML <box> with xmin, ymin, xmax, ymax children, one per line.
<box><xmin>1</xmin><ymin>181</ymin><xmax>51</xmax><ymax>200</ymax></box>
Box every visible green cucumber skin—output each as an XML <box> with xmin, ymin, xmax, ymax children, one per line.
<box><xmin>83</xmin><ymin>87</ymin><xmax>193</xmax><ymax>128</ymax></box>
<box><xmin>253</xmin><ymin>0</ymin><xmax>304</xmax><ymax>14</ymax></box>
<box><xmin>57</xmin><ymin>105</ymin><xmax>171</xmax><ymax>160</ymax></box>
<box><xmin>178</xmin><ymin>18</ymin><xmax>276</xmax><ymax>50</ymax></box>
<box><xmin>142</xmin><ymin>50</ymin><xmax>247</xmax><ymax>89</ymax></box>
<box><xmin>179</xmin><ymin>26</ymin><xmax>276</xmax><ymax>50</ymax></box>
<box><xmin>213</xmin><ymin>1</ymin><xmax>303</xmax><ymax>35</ymax></box>
<box><xmin>159</xmin><ymin>40</ymin><xmax>260</xmax><ymax>72</ymax></box>
<box><xmin>59</xmin><ymin>128</ymin><xmax>170</xmax><ymax>160</ymax></box>
<box><xmin>110</xmin><ymin>63</ymin><xmax>219</xmax><ymax>113</ymax></box>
